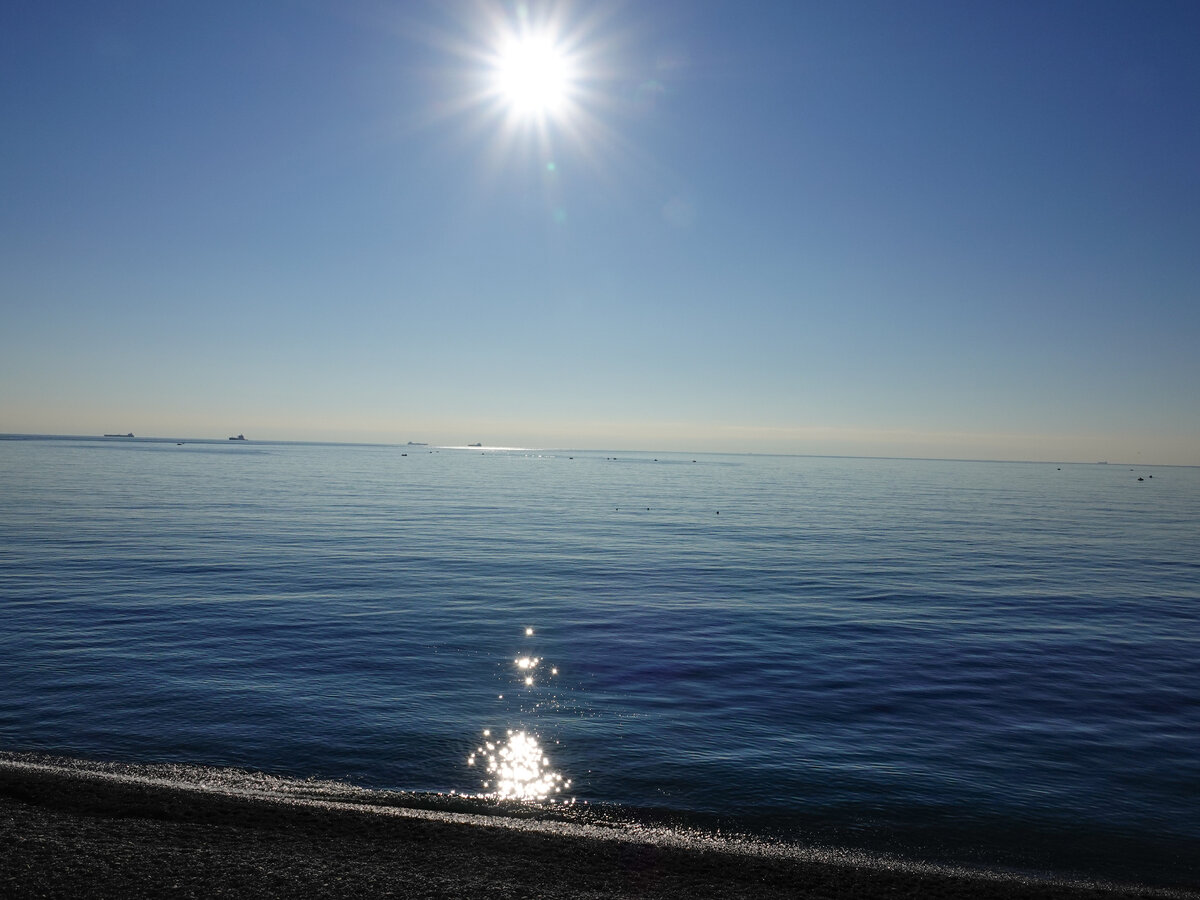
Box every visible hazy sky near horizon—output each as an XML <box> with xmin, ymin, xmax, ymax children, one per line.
<box><xmin>2</xmin><ymin>1</ymin><xmax>1198</xmax><ymax>463</ymax></box>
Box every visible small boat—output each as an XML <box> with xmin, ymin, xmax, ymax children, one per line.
<box><xmin>229</xmin><ymin>434</ymin><xmax>247</xmax><ymax>441</ymax></box>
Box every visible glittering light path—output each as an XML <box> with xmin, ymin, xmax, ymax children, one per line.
<box><xmin>468</xmin><ymin>626</ymin><xmax>572</xmax><ymax>802</ymax></box>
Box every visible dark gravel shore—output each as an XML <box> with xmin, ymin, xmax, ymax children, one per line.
<box><xmin>1</xmin><ymin>756</ymin><xmax>1193</xmax><ymax>900</ymax></box>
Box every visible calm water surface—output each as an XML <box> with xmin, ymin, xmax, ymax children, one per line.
<box><xmin>1</xmin><ymin>436</ymin><xmax>1197</xmax><ymax>885</ymax></box>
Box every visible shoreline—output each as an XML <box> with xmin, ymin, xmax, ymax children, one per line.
<box><xmin>1</xmin><ymin>754</ymin><xmax>1193</xmax><ymax>899</ymax></box>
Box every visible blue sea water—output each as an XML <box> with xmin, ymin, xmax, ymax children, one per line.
<box><xmin>1</xmin><ymin>435</ymin><xmax>1197</xmax><ymax>886</ymax></box>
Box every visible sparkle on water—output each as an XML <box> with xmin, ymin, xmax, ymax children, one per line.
<box><xmin>467</xmin><ymin>626</ymin><xmax>571</xmax><ymax>802</ymax></box>
<box><xmin>517</xmin><ymin>655</ymin><xmax>541</xmax><ymax>687</ymax></box>
<box><xmin>469</xmin><ymin>729</ymin><xmax>571</xmax><ymax>801</ymax></box>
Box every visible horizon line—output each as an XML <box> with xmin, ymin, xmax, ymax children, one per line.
<box><xmin>1</xmin><ymin>432</ymin><xmax>1192</xmax><ymax>470</ymax></box>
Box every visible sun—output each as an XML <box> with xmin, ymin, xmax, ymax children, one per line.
<box><xmin>421</xmin><ymin>2</ymin><xmax>626</xmax><ymax>174</ymax></box>
<box><xmin>492</xmin><ymin>31</ymin><xmax>576</xmax><ymax>120</ymax></box>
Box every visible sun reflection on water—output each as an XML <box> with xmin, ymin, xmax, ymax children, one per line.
<box><xmin>468</xmin><ymin>729</ymin><xmax>571</xmax><ymax>801</ymax></box>
<box><xmin>466</xmin><ymin>626</ymin><xmax>572</xmax><ymax>802</ymax></box>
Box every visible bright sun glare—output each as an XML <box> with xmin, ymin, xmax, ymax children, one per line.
<box><xmin>494</xmin><ymin>32</ymin><xmax>574</xmax><ymax>119</ymax></box>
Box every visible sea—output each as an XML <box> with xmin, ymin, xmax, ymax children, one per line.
<box><xmin>1</xmin><ymin>435</ymin><xmax>1197</xmax><ymax>888</ymax></box>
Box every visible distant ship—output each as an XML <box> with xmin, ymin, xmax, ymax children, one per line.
<box><xmin>229</xmin><ymin>434</ymin><xmax>247</xmax><ymax>441</ymax></box>
<box><xmin>103</xmin><ymin>433</ymin><xmax>134</xmax><ymax>438</ymax></box>
<box><xmin>467</xmin><ymin>442</ymin><xmax>482</xmax><ymax>447</ymax></box>
<box><xmin>407</xmin><ymin>441</ymin><xmax>428</xmax><ymax>446</ymax></box>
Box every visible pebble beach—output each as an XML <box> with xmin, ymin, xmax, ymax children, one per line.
<box><xmin>1</xmin><ymin>754</ymin><xmax>1193</xmax><ymax>900</ymax></box>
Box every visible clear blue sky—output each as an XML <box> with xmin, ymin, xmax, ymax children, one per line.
<box><xmin>3</xmin><ymin>1</ymin><xmax>1198</xmax><ymax>463</ymax></box>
